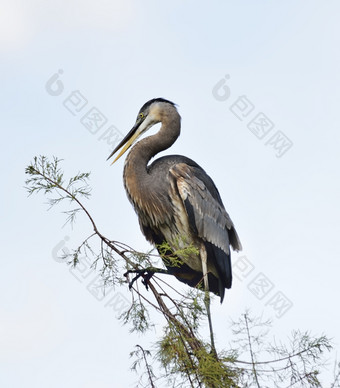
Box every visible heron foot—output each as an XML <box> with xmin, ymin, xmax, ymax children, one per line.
<box><xmin>124</xmin><ymin>269</ymin><xmax>154</xmax><ymax>291</ymax></box>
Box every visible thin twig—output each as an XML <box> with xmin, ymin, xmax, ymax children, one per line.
<box><xmin>135</xmin><ymin>345</ymin><xmax>156</xmax><ymax>388</ymax></box>
<box><xmin>244</xmin><ymin>313</ymin><xmax>261</xmax><ymax>388</ymax></box>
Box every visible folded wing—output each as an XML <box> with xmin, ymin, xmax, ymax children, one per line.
<box><xmin>170</xmin><ymin>162</ymin><xmax>242</xmax><ymax>300</ymax></box>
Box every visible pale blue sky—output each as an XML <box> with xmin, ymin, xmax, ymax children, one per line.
<box><xmin>1</xmin><ymin>1</ymin><xmax>340</xmax><ymax>387</ymax></box>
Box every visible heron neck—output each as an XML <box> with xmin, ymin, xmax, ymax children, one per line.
<box><xmin>125</xmin><ymin>114</ymin><xmax>181</xmax><ymax>174</ymax></box>
<box><xmin>122</xmin><ymin>113</ymin><xmax>181</xmax><ymax>211</ymax></box>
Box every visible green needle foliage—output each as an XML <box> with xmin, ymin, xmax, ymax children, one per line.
<box><xmin>25</xmin><ymin>156</ymin><xmax>340</xmax><ymax>388</ymax></box>
<box><xmin>25</xmin><ymin>156</ymin><xmax>91</xmax><ymax>225</ymax></box>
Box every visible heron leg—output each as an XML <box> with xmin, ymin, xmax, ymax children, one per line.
<box><xmin>200</xmin><ymin>244</ymin><xmax>217</xmax><ymax>357</ymax></box>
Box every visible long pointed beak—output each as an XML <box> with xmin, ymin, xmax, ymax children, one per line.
<box><xmin>107</xmin><ymin>123</ymin><xmax>141</xmax><ymax>164</ymax></box>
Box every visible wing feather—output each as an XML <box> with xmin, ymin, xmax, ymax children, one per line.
<box><xmin>170</xmin><ymin>163</ymin><xmax>241</xmax><ymax>252</ymax></box>
<box><xmin>170</xmin><ymin>162</ymin><xmax>242</xmax><ymax>293</ymax></box>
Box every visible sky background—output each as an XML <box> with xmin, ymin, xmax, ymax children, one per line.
<box><xmin>1</xmin><ymin>1</ymin><xmax>340</xmax><ymax>387</ymax></box>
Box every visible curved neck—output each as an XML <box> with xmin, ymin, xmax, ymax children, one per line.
<box><xmin>125</xmin><ymin>110</ymin><xmax>181</xmax><ymax>174</ymax></box>
<box><xmin>123</xmin><ymin>110</ymin><xmax>181</xmax><ymax>210</ymax></box>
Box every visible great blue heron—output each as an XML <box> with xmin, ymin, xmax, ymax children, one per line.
<box><xmin>107</xmin><ymin>98</ymin><xmax>241</xmax><ymax>304</ymax></box>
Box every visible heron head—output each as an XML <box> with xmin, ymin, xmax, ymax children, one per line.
<box><xmin>107</xmin><ymin>98</ymin><xmax>177</xmax><ymax>164</ymax></box>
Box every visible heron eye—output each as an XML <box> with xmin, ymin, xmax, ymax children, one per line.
<box><xmin>139</xmin><ymin>113</ymin><xmax>144</xmax><ymax>119</ymax></box>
